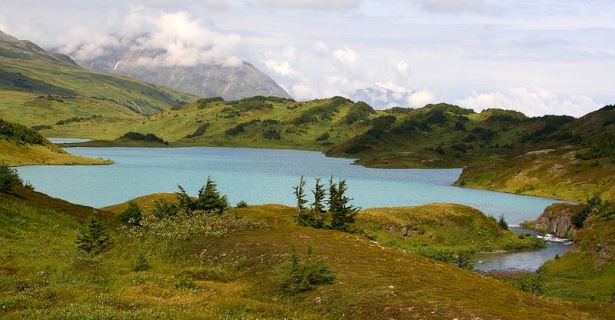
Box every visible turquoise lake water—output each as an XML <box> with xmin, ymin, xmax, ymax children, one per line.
<box><xmin>17</xmin><ymin>146</ymin><xmax>560</xmax><ymax>224</ymax></box>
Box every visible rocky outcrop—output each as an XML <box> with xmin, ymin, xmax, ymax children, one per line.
<box><xmin>533</xmin><ymin>203</ymin><xmax>584</xmax><ymax>239</ymax></box>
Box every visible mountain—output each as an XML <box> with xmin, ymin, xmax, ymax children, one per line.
<box><xmin>0</xmin><ymin>30</ymin><xmax>193</xmax><ymax>128</ymax></box>
<box><xmin>70</xmin><ymin>38</ymin><xmax>291</xmax><ymax>100</ymax></box>
<box><xmin>349</xmin><ymin>85</ymin><xmax>413</xmax><ymax>109</ymax></box>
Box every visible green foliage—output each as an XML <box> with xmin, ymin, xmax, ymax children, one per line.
<box><xmin>576</xmin><ymin>134</ymin><xmax>615</xmax><ymax>161</ymax></box>
<box><xmin>498</xmin><ymin>214</ymin><xmax>509</xmax><ymax>230</ymax></box>
<box><xmin>228</xmin><ymin>96</ymin><xmax>275</xmax><ymax>112</ymax></box>
<box><xmin>118</xmin><ymin>201</ymin><xmax>143</xmax><ymax>226</ymax></box>
<box><xmin>573</xmin><ymin>195</ymin><xmax>613</xmax><ymax>228</ymax></box>
<box><xmin>0</xmin><ymin>163</ymin><xmax>22</xmax><ymax>192</ymax></box>
<box><xmin>263</xmin><ymin>128</ymin><xmax>281</xmax><ymax>140</ymax></box>
<box><xmin>197</xmin><ymin>97</ymin><xmax>224</xmax><ymax>109</ymax></box>
<box><xmin>329</xmin><ymin>178</ymin><xmax>359</xmax><ymax>231</ymax></box>
<box><xmin>236</xmin><ymin>200</ymin><xmax>248</xmax><ymax>208</ymax></box>
<box><xmin>278</xmin><ymin>246</ymin><xmax>336</xmax><ymax>294</ymax></box>
<box><xmin>184</xmin><ymin>123</ymin><xmax>210</xmax><ymax>139</ymax></box>
<box><xmin>55</xmin><ymin>115</ymin><xmax>101</xmax><ymax>125</ymax></box>
<box><xmin>197</xmin><ymin>177</ymin><xmax>229</xmax><ymax>215</ymax></box>
<box><xmin>456</xmin><ymin>250</ymin><xmax>474</xmax><ymax>269</ymax></box>
<box><xmin>119</xmin><ymin>132</ymin><xmax>167</xmax><ymax>144</ymax></box>
<box><xmin>293</xmin><ymin>176</ymin><xmax>308</xmax><ymax>212</ymax></box>
<box><xmin>224</xmin><ymin>120</ymin><xmax>260</xmax><ymax>136</ymax></box>
<box><xmin>494</xmin><ymin>273</ymin><xmax>544</xmax><ymax>294</ymax></box>
<box><xmin>133</xmin><ymin>253</ymin><xmax>150</xmax><ymax>272</ymax></box>
<box><xmin>76</xmin><ymin>217</ymin><xmax>112</xmax><ymax>255</ymax></box>
<box><xmin>153</xmin><ymin>198</ymin><xmax>178</xmax><ymax>219</ymax></box>
<box><xmin>315</xmin><ymin>132</ymin><xmax>329</xmax><ymax>141</ymax></box>
<box><xmin>0</xmin><ymin>118</ymin><xmax>44</xmax><ymax>144</ymax></box>
<box><xmin>292</xmin><ymin>97</ymin><xmax>349</xmax><ymax>125</ymax></box>
<box><xmin>344</xmin><ymin>101</ymin><xmax>375</xmax><ymax>124</ymax></box>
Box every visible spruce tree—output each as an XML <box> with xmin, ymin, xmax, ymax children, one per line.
<box><xmin>176</xmin><ymin>185</ymin><xmax>195</xmax><ymax>213</ymax></box>
<box><xmin>293</xmin><ymin>176</ymin><xmax>307</xmax><ymax>212</ymax></box>
<box><xmin>310</xmin><ymin>178</ymin><xmax>326</xmax><ymax>228</ymax></box>
<box><xmin>197</xmin><ymin>177</ymin><xmax>229</xmax><ymax>214</ymax></box>
<box><xmin>118</xmin><ymin>201</ymin><xmax>143</xmax><ymax>226</ymax></box>
<box><xmin>330</xmin><ymin>179</ymin><xmax>359</xmax><ymax>231</ymax></box>
<box><xmin>76</xmin><ymin>217</ymin><xmax>112</xmax><ymax>255</ymax></box>
<box><xmin>498</xmin><ymin>214</ymin><xmax>508</xmax><ymax>230</ymax></box>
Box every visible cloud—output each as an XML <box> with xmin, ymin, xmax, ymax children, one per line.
<box><xmin>408</xmin><ymin>90</ymin><xmax>435</xmax><ymax>107</ymax></box>
<box><xmin>59</xmin><ymin>9</ymin><xmax>242</xmax><ymax>67</ymax></box>
<box><xmin>290</xmin><ymin>83</ymin><xmax>319</xmax><ymax>100</ymax></box>
<box><xmin>260</xmin><ymin>0</ymin><xmax>361</xmax><ymax>10</ymax></box>
<box><xmin>333</xmin><ymin>46</ymin><xmax>359</xmax><ymax>67</ymax></box>
<box><xmin>456</xmin><ymin>87</ymin><xmax>599</xmax><ymax>117</ymax></box>
<box><xmin>421</xmin><ymin>0</ymin><xmax>498</xmax><ymax>14</ymax></box>
<box><xmin>393</xmin><ymin>59</ymin><xmax>410</xmax><ymax>75</ymax></box>
<box><xmin>263</xmin><ymin>59</ymin><xmax>297</xmax><ymax>76</ymax></box>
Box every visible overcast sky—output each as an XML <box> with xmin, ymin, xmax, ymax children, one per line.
<box><xmin>1</xmin><ymin>0</ymin><xmax>614</xmax><ymax>116</ymax></box>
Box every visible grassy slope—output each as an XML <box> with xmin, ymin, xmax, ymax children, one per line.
<box><xmin>539</xmin><ymin>214</ymin><xmax>615</xmax><ymax>303</ymax></box>
<box><xmin>0</xmin><ymin>189</ymin><xmax>600</xmax><ymax>319</ymax></box>
<box><xmin>0</xmin><ymin>139</ymin><xmax>110</xmax><ymax>166</ymax></box>
<box><xmin>0</xmin><ymin>118</ymin><xmax>110</xmax><ymax>166</ymax></box>
<box><xmin>0</xmin><ymin>37</ymin><xmax>194</xmax><ymax>132</ymax></box>
<box><xmin>456</xmin><ymin>147</ymin><xmax>615</xmax><ymax>202</ymax></box>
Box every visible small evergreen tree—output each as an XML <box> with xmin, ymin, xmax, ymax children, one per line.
<box><xmin>197</xmin><ymin>177</ymin><xmax>229</xmax><ymax>214</ymax></box>
<box><xmin>76</xmin><ymin>217</ymin><xmax>112</xmax><ymax>255</ymax></box>
<box><xmin>0</xmin><ymin>163</ymin><xmax>21</xmax><ymax>192</ymax></box>
<box><xmin>293</xmin><ymin>176</ymin><xmax>307</xmax><ymax>212</ymax></box>
<box><xmin>498</xmin><ymin>214</ymin><xmax>509</xmax><ymax>230</ymax></box>
<box><xmin>153</xmin><ymin>198</ymin><xmax>177</xmax><ymax>219</ymax></box>
<box><xmin>278</xmin><ymin>246</ymin><xmax>336</xmax><ymax>294</ymax></box>
<box><xmin>176</xmin><ymin>185</ymin><xmax>195</xmax><ymax>212</ymax></box>
<box><xmin>118</xmin><ymin>201</ymin><xmax>143</xmax><ymax>226</ymax></box>
<box><xmin>310</xmin><ymin>178</ymin><xmax>326</xmax><ymax>228</ymax></box>
<box><xmin>133</xmin><ymin>253</ymin><xmax>150</xmax><ymax>272</ymax></box>
<box><xmin>330</xmin><ymin>179</ymin><xmax>359</xmax><ymax>231</ymax></box>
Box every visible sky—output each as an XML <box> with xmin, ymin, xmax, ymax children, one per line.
<box><xmin>0</xmin><ymin>0</ymin><xmax>614</xmax><ymax>116</ymax></box>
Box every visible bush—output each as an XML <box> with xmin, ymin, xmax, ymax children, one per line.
<box><xmin>119</xmin><ymin>132</ymin><xmax>167</xmax><ymax>144</ymax></box>
<box><xmin>263</xmin><ymin>128</ymin><xmax>281</xmax><ymax>140</ymax></box>
<box><xmin>278</xmin><ymin>247</ymin><xmax>336</xmax><ymax>294</ymax></box>
<box><xmin>0</xmin><ymin>163</ymin><xmax>22</xmax><ymax>192</ymax></box>
<box><xmin>456</xmin><ymin>250</ymin><xmax>474</xmax><ymax>269</ymax></box>
<box><xmin>315</xmin><ymin>132</ymin><xmax>329</xmax><ymax>141</ymax></box>
<box><xmin>184</xmin><ymin>123</ymin><xmax>210</xmax><ymax>139</ymax></box>
<box><xmin>133</xmin><ymin>253</ymin><xmax>150</xmax><ymax>272</ymax></box>
<box><xmin>573</xmin><ymin>195</ymin><xmax>613</xmax><ymax>227</ymax></box>
<box><xmin>498</xmin><ymin>215</ymin><xmax>509</xmax><ymax>230</ymax></box>
<box><xmin>118</xmin><ymin>201</ymin><xmax>143</xmax><ymax>226</ymax></box>
<box><xmin>0</xmin><ymin>118</ymin><xmax>45</xmax><ymax>144</ymax></box>
<box><xmin>236</xmin><ymin>201</ymin><xmax>248</xmax><ymax>208</ymax></box>
<box><xmin>76</xmin><ymin>217</ymin><xmax>112</xmax><ymax>255</ymax></box>
<box><xmin>197</xmin><ymin>97</ymin><xmax>224</xmax><ymax>109</ymax></box>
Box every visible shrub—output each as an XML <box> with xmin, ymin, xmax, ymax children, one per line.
<box><xmin>263</xmin><ymin>128</ymin><xmax>281</xmax><ymax>140</ymax></box>
<box><xmin>315</xmin><ymin>132</ymin><xmax>329</xmax><ymax>141</ymax></box>
<box><xmin>119</xmin><ymin>132</ymin><xmax>167</xmax><ymax>144</ymax></box>
<box><xmin>498</xmin><ymin>215</ymin><xmax>509</xmax><ymax>230</ymax></box>
<box><xmin>197</xmin><ymin>97</ymin><xmax>224</xmax><ymax>109</ymax></box>
<box><xmin>196</xmin><ymin>177</ymin><xmax>229</xmax><ymax>215</ymax></box>
<box><xmin>0</xmin><ymin>163</ymin><xmax>22</xmax><ymax>192</ymax></box>
<box><xmin>133</xmin><ymin>253</ymin><xmax>150</xmax><ymax>272</ymax></box>
<box><xmin>76</xmin><ymin>217</ymin><xmax>112</xmax><ymax>255</ymax></box>
<box><xmin>344</xmin><ymin>101</ymin><xmax>375</xmax><ymax>124</ymax></box>
<box><xmin>118</xmin><ymin>201</ymin><xmax>143</xmax><ymax>226</ymax></box>
<box><xmin>456</xmin><ymin>250</ymin><xmax>474</xmax><ymax>269</ymax></box>
<box><xmin>278</xmin><ymin>247</ymin><xmax>336</xmax><ymax>294</ymax></box>
<box><xmin>236</xmin><ymin>201</ymin><xmax>248</xmax><ymax>208</ymax></box>
<box><xmin>184</xmin><ymin>123</ymin><xmax>210</xmax><ymax>139</ymax></box>
<box><xmin>0</xmin><ymin>119</ymin><xmax>45</xmax><ymax>144</ymax></box>
<box><xmin>573</xmin><ymin>195</ymin><xmax>613</xmax><ymax>227</ymax></box>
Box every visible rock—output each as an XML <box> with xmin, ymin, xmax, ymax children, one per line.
<box><xmin>533</xmin><ymin>203</ymin><xmax>584</xmax><ymax>239</ymax></box>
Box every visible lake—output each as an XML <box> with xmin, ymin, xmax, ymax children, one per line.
<box><xmin>19</xmin><ymin>146</ymin><xmax>560</xmax><ymax>225</ymax></box>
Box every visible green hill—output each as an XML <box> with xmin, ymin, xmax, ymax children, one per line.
<box><xmin>0</xmin><ymin>183</ymin><xmax>605</xmax><ymax>319</ymax></box>
<box><xmin>0</xmin><ymin>118</ymin><xmax>110</xmax><ymax>166</ymax></box>
<box><xmin>0</xmin><ymin>31</ymin><xmax>194</xmax><ymax>132</ymax></box>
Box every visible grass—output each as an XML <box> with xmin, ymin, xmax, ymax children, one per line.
<box><xmin>0</xmin><ymin>188</ymin><xmax>605</xmax><ymax>319</ymax></box>
<box><xmin>0</xmin><ymin>139</ymin><xmax>111</xmax><ymax>166</ymax></box>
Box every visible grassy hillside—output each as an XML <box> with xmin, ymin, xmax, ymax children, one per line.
<box><xmin>0</xmin><ymin>32</ymin><xmax>194</xmax><ymax>132</ymax></box>
<box><xmin>1</xmin><ymin>186</ymin><xmax>604</xmax><ymax>319</ymax></box>
<box><xmin>0</xmin><ymin>118</ymin><xmax>110</xmax><ymax>166</ymax></box>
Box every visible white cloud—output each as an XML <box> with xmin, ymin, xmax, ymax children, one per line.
<box><xmin>408</xmin><ymin>90</ymin><xmax>436</xmax><ymax>107</ymax></box>
<box><xmin>263</xmin><ymin>59</ymin><xmax>296</xmax><ymax>76</ymax></box>
<box><xmin>393</xmin><ymin>59</ymin><xmax>410</xmax><ymax>75</ymax></box>
<box><xmin>315</xmin><ymin>41</ymin><xmax>329</xmax><ymax>53</ymax></box>
<box><xmin>260</xmin><ymin>0</ymin><xmax>361</xmax><ymax>10</ymax></box>
<box><xmin>421</xmin><ymin>0</ymin><xmax>498</xmax><ymax>14</ymax></box>
<box><xmin>456</xmin><ymin>87</ymin><xmax>598</xmax><ymax>117</ymax></box>
<box><xmin>59</xmin><ymin>9</ymin><xmax>242</xmax><ymax>67</ymax></box>
<box><xmin>333</xmin><ymin>47</ymin><xmax>359</xmax><ymax>67</ymax></box>
<box><xmin>291</xmin><ymin>84</ymin><xmax>319</xmax><ymax>100</ymax></box>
